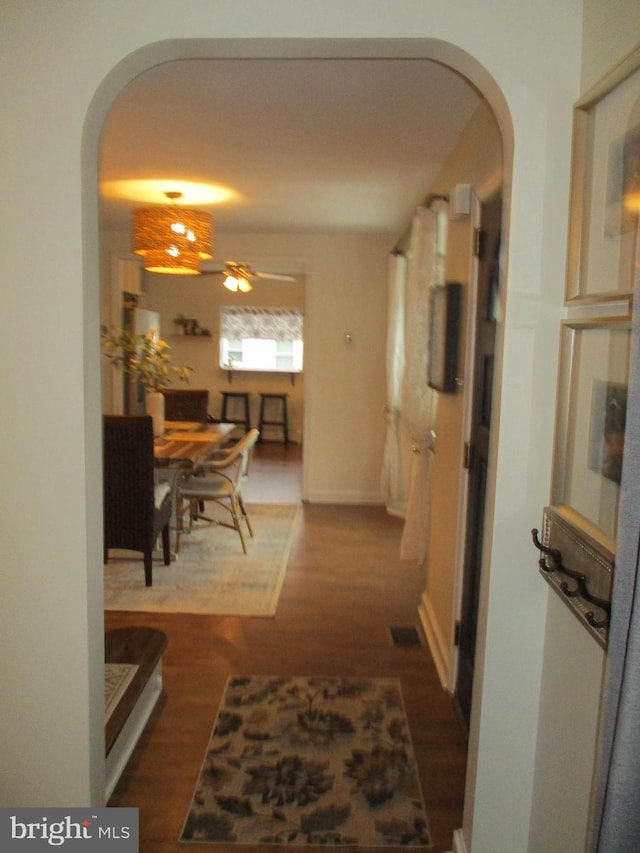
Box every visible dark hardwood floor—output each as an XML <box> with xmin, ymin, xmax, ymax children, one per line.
<box><xmin>105</xmin><ymin>442</ymin><xmax>467</xmax><ymax>852</ymax></box>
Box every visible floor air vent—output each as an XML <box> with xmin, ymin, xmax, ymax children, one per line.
<box><xmin>388</xmin><ymin>625</ymin><xmax>423</xmax><ymax>647</ymax></box>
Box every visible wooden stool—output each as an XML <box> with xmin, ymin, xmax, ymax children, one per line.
<box><xmin>220</xmin><ymin>392</ymin><xmax>251</xmax><ymax>433</ymax></box>
<box><xmin>258</xmin><ymin>393</ymin><xmax>289</xmax><ymax>443</ymax></box>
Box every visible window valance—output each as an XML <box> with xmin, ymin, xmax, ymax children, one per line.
<box><xmin>220</xmin><ymin>306</ymin><xmax>303</xmax><ymax>342</ymax></box>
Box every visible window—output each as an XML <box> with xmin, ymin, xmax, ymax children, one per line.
<box><xmin>220</xmin><ymin>306</ymin><xmax>304</xmax><ymax>373</ymax></box>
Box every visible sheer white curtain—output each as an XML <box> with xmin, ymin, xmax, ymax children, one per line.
<box><xmin>381</xmin><ymin>251</ymin><xmax>407</xmax><ymax>514</ymax></box>
<box><xmin>399</xmin><ymin>206</ymin><xmax>438</xmax><ymax>563</ymax></box>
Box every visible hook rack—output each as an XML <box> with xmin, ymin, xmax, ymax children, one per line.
<box><xmin>531</xmin><ymin>528</ymin><xmax>611</xmax><ymax>630</ymax></box>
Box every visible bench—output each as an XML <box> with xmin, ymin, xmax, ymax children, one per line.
<box><xmin>105</xmin><ymin>627</ymin><xmax>168</xmax><ymax>800</ymax></box>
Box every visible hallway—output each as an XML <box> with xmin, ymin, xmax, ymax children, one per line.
<box><xmin>105</xmin><ymin>443</ymin><xmax>467</xmax><ymax>852</ymax></box>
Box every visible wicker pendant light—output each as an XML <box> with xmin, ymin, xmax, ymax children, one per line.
<box><xmin>132</xmin><ymin>191</ymin><xmax>213</xmax><ymax>275</ymax></box>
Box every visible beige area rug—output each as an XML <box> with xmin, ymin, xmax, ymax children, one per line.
<box><xmin>104</xmin><ymin>503</ymin><xmax>299</xmax><ymax>616</ymax></box>
<box><xmin>180</xmin><ymin>676</ymin><xmax>431</xmax><ymax>847</ymax></box>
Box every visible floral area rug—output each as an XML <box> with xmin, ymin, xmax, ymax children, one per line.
<box><xmin>180</xmin><ymin>676</ymin><xmax>431</xmax><ymax>847</ymax></box>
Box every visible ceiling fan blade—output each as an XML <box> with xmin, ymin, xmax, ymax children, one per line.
<box><xmin>253</xmin><ymin>271</ymin><xmax>296</xmax><ymax>282</ymax></box>
<box><xmin>199</xmin><ymin>261</ymin><xmax>296</xmax><ymax>281</ymax></box>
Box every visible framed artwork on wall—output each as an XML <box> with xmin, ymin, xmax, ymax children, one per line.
<box><xmin>565</xmin><ymin>45</ymin><xmax>640</xmax><ymax>304</ymax></box>
<box><xmin>551</xmin><ymin>316</ymin><xmax>632</xmax><ymax>547</ymax></box>
<box><xmin>535</xmin><ymin>315</ymin><xmax>631</xmax><ymax>648</ymax></box>
<box><xmin>533</xmin><ymin>47</ymin><xmax>640</xmax><ymax>647</ymax></box>
<box><xmin>427</xmin><ymin>281</ymin><xmax>462</xmax><ymax>393</ymax></box>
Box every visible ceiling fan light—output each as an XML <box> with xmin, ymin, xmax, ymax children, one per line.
<box><xmin>223</xmin><ymin>274</ymin><xmax>239</xmax><ymax>292</ymax></box>
<box><xmin>237</xmin><ymin>276</ymin><xmax>253</xmax><ymax>293</ymax></box>
<box><xmin>624</xmin><ymin>189</ymin><xmax>640</xmax><ymax>212</ymax></box>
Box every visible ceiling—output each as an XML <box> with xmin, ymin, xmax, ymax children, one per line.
<box><xmin>99</xmin><ymin>58</ymin><xmax>481</xmax><ymax>243</ymax></box>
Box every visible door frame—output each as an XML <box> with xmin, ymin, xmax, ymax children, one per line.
<box><xmin>448</xmin><ymin>191</ymin><xmax>482</xmax><ymax>694</ymax></box>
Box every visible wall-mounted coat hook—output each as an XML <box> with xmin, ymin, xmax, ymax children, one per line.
<box><xmin>531</xmin><ymin>528</ymin><xmax>611</xmax><ymax>629</ymax></box>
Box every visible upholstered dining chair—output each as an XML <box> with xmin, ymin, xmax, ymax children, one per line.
<box><xmin>162</xmin><ymin>388</ymin><xmax>209</xmax><ymax>423</ymax></box>
<box><xmin>103</xmin><ymin>415</ymin><xmax>172</xmax><ymax>586</ymax></box>
<box><xmin>176</xmin><ymin>428</ymin><xmax>260</xmax><ymax>553</ymax></box>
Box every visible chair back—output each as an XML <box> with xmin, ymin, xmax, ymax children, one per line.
<box><xmin>162</xmin><ymin>389</ymin><xmax>209</xmax><ymax>423</ymax></box>
<box><xmin>209</xmin><ymin>428</ymin><xmax>260</xmax><ymax>490</ymax></box>
<box><xmin>103</xmin><ymin>415</ymin><xmax>156</xmax><ymax>550</ymax></box>
<box><xmin>234</xmin><ymin>428</ymin><xmax>260</xmax><ymax>483</ymax></box>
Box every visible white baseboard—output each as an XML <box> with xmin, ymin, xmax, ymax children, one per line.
<box><xmin>306</xmin><ymin>489</ymin><xmax>385</xmax><ymax>504</ymax></box>
<box><xmin>418</xmin><ymin>592</ymin><xmax>450</xmax><ymax>691</ymax></box>
<box><xmin>452</xmin><ymin>828</ymin><xmax>468</xmax><ymax>853</ymax></box>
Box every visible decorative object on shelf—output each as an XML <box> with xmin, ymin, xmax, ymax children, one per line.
<box><xmin>132</xmin><ymin>191</ymin><xmax>213</xmax><ymax>275</ymax></box>
<box><xmin>101</xmin><ymin>325</ymin><xmax>193</xmax><ymax>436</ymax></box>
<box><xmin>173</xmin><ymin>314</ymin><xmax>189</xmax><ymax>334</ymax></box>
<box><xmin>202</xmin><ymin>260</ymin><xmax>295</xmax><ymax>293</ymax></box>
<box><xmin>172</xmin><ymin>315</ymin><xmax>211</xmax><ymax>337</ymax></box>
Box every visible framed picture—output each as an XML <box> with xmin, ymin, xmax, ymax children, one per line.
<box><xmin>587</xmin><ymin>379</ymin><xmax>627</xmax><ymax>485</ymax></box>
<box><xmin>536</xmin><ymin>316</ymin><xmax>630</xmax><ymax>646</ymax></box>
<box><xmin>551</xmin><ymin>316</ymin><xmax>631</xmax><ymax>549</ymax></box>
<box><xmin>565</xmin><ymin>45</ymin><xmax>640</xmax><ymax>303</ymax></box>
<box><xmin>427</xmin><ymin>282</ymin><xmax>462</xmax><ymax>393</ymax></box>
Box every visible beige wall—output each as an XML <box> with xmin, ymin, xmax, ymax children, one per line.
<box><xmin>148</xmin><ymin>273</ymin><xmax>306</xmax><ymax>441</ymax></box>
<box><xmin>526</xmin><ymin>5</ymin><xmax>640</xmax><ymax>852</ymax></box>
<box><xmin>582</xmin><ymin>0</ymin><xmax>640</xmax><ymax>90</ymax></box>
<box><xmin>102</xmin><ymin>227</ymin><xmax>391</xmax><ymax>502</ymax></box>
<box><xmin>102</xmin><ymin>237</ymin><xmax>307</xmax><ymax>443</ymax></box>
<box><xmin>417</xmin><ymin>101</ymin><xmax>502</xmax><ymax>689</ymax></box>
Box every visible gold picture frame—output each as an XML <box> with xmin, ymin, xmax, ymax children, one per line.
<box><xmin>565</xmin><ymin>45</ymin><xmax>640</xmax><ymax>304</ymax></box>
<box><xmin>534</xmin><ymin>315</ymin><xmax>631</xmax><ymax>646</ymax></box>
<box><xmin>551</xmin><ymin>316</ymin><xmax>632</xmax><ymax>550</ymax></box>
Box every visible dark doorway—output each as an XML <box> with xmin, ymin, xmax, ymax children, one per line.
<box><xmin>455</xmin><ymin>190</ymin><xmax>502</xmax><ymax>730</ymax></box>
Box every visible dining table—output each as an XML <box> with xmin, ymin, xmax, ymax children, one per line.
<box><xmin>153</xmin><ymin>420</ymin><xmax>236</xmax><ymax>551</ymax></box>
<box><xmin>154</xmin><ymin>420</ymin><xmax>236</xmax><ymax>468</ymax></box>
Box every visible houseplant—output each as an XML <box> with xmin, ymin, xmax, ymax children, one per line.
<box><xmin>101</xmin><ymin>324</ymin><xmax>193</xmax><ymax>435</ymax></box>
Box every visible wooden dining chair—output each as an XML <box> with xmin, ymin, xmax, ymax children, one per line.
<box><xmin>103</xmin><ymin>415</ymin><xmax>172</xmax><ymax>586</ymax></box>
<box><xmin>176</xmin><ymin>428</ymin><xmax>260</xmax><ymax>553</ymax></box>
<box><xmin>162</xmin><ymin>388</ymin><xmax>209</xmax><ymax>423</ymax></box>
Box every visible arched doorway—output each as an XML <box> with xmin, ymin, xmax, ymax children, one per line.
<box><xmin>85</xmin><ymin>37</ymin><xmax>513</xmax><ymax>811</ymax></box>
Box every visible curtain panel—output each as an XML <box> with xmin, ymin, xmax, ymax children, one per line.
<box><xmin>381</xmin><ymin>251</ymin><xmax>408</xmax><ymax>513</ymax></box>
<box><xmin>400</xmin><ymin>205</ymin><xmax>438</xmax><ymax>563</ymax></box>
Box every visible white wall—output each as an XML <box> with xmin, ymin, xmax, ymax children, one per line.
<box><xmin>524</xmin><ymin>6</ymin><xmax>640</xmax><ymax>852</ymax></box>
<box><xmin>0</xmin><ymin>3</ymin><xmax>588</xmax><ymax>851</ymax></box>
<box><xmin>529</xmin><ymin>597</ymin><xmax>605</xmax><ymax>852</ymax></box>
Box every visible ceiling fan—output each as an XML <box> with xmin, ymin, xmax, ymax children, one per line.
<box><xmin>201</xmin><ymin>261</ymin><xmax>295</xmax><ymax>292</ymax></box>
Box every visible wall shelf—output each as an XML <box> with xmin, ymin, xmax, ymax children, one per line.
<box><xmin>171</xmin><ymin>333</ymin><xmax>212</xmax><ymax>339</ymax></box>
